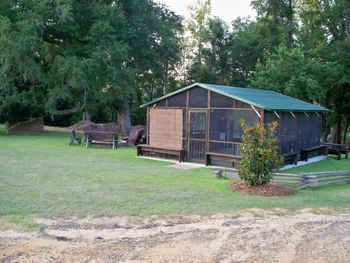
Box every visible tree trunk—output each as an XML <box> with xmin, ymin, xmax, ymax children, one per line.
<box><xmin>322</xmin><ymin>112</ymin><xmax>330</xmax><ymax>142</ymax></box>
<box><xmin>329</xmin><ymin>124</ymin><xmax>337</xmax><ymax>143</ymax></box>
<box><xmin>336</xmin><ymin>120</ymin><xmax>342</xmax><ymax>144</ymax></box>
<box><xmin>285</xmin><ymin>0</ymin><xmax>293</xmax><ymax>49</ymax></box>
<box><xmin>117</xmin><ymin>102</ymin><xmax>132</xmax><ymax>136</ymax></box>
<box><xmin>163</xmin><ymin>63</ymin><xmax>169</xmax><ymax>95</ymax></box>
<box><xmin>82</xmin><ymin>86</ymin><xmax>90</xmax><ymax>121</ymax></box>
<box><xmin>82</xmin><ymin>111</ymin><xmax>90</xmax><ymax>121</ymax></box>
<box><xmin>330</xmin><ymin>121</ymin><xmax>342</xmax><ymax>144</ymax></box>
<box><xmin>343</xmin><ymin>118</ymin><xmax>350</xmax><ymax>144</ymax></box>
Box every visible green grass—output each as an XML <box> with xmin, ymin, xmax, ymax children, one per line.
<box><xmin>285</xmin><ymin>155</ymin><xmax>350</xmax><ymax>173</ymax></box>
<box><xmin>0</xmin><ymin>130</ymin><xmax>350</xmax><ymax>230</ymax></box>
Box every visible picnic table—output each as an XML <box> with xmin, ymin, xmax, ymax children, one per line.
<box><xmin>321</xmin><ymin>142</ymin><xmax>349</xmax><ymax>160</ymax></box>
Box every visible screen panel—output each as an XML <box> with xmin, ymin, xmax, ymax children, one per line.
<box><xmin>209</xmin><ymin>109</ymin><xmax>259</xmax><ymax>143</ymax></box>
<box><xmin>189</xmin><ymin>87</ymin><xmax>208</xmax><ymax>108</ymax></box>
<box><xmin>167</xmin><ymin>92</ymin><xmax>187</xmax><ymax>107</ymax></box>
<box><xmin>210</xmin><ymin>92</ymin><xmax>234</xmax><ymax>108</ymax></box>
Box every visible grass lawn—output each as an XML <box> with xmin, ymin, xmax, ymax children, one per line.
<box><xmin>0</xmin><ymin>129</ymin><xmax>350</xmax><ymax>230</ymax></box>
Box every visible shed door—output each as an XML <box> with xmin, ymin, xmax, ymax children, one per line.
<box><xmin>188</xmin><ymin>111</ymin><xmax>207</xmax><ymax>162</ymax></box>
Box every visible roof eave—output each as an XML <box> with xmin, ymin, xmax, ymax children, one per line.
<box><xmin>140</xmin><ymin>82</ymin><xmax>330</xmax><ymax>113</ymax></box>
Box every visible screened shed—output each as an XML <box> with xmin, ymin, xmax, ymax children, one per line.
<box><xmin>137</xmin><ymin>83</ymin><xmax>329</xmax><ymax>167</ymax></box>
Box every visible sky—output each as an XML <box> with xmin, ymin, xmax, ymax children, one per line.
<box><xmin>156</xmin><ymin>0</ymin><xmax>256</xmax><ymax>23</ymax></box>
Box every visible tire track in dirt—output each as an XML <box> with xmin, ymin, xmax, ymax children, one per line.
<box><xmin>1</xmin><ymin>213</ymin><xmax>350</xmax><ymax>262</ymax></box>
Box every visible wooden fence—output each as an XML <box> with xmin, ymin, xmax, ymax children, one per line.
<box><xmin>213</xmin><ymin>169</ymin><xmax>350</xmax><ymax>189</ymax></box>
<box><xmin>271</xmin><ymin>173</ymin><xmax>303</xmax><ymax>186</ymax></box>
<box><xmin>299</xmin><ymin>170</ymin><xmax>350</xmax><ymax>188</ymax></box>
<box><xmin>273</xmin><ymin>171</ymin><xmax>350</xmax><ymax>188</ymax></box>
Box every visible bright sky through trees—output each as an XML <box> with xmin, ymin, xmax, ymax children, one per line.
<box><xmin>157</xmin><ymin>0</ymin><xmax>256</xmax><ymax>22</ymax></box>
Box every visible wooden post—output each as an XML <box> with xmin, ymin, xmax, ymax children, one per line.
<box><xmin>186</xmin><ymin>91</ymin><xmax>190</xmax><ymax>161</ymax></box>
<box><xmin>206</xmin><ymin>91</ymin><xmax>211</xmax><ymax>153</ymax></box>
<box><xmin>146</xmin><ymin>107</ymin><xmax>150</xmax><ymax>145</ymax></box>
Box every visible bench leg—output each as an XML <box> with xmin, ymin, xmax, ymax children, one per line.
<box><xmin>86</xmin><ymin>135</ymin><xmax>90</xmax><ymax>149</ymax></box>
<box><xmin>206</xmin><ymin>155</ymin><xmax>210</xmax><ymax>166</ymax></box>
<box><xmin>112</xmin><ymin>135</ymin><xmax>116</xmax><ymax>150</ymax></box>
<box><xmin>345</xmin><ymin>151</ymin><xmax>349</xmax><ymax>159</ymax></box>
<box><xmin>137</xmin><ymin>146</ymin><xmax>142</xmax><ymax>156</ymax></box>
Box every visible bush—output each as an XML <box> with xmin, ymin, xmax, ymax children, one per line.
<box><xmin>238</xmin><ymin>120</ymin><xmax>283</xmax><ymax>186</ymax></box>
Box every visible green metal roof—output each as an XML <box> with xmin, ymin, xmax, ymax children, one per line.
<box><xmin>140</xmin><ymin>83</ymin><xmax>329</xmax><ymax>112</ymax></box>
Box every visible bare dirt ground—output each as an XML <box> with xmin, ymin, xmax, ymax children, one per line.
<box><xmin>1</xmin><ymin>211</ymin><xmax>350</xmax><ymax>263</ymax></box>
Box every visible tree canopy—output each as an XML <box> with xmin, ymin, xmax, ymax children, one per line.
<box><xmin>0</xmin><ymin>0</ymin><xmax>349</xmax><ymax>142</ymax></box>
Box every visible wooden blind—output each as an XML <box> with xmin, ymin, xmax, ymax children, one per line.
<box><xmin>149</xmin><ymin>108</ymin><xmax>183</xmax><ymax>149</ymax></box>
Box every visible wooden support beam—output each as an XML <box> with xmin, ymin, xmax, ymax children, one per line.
<box><xmin>315</xmin><ymin>112</ymin><xmax>320</xmax><ymax>117</ymax></box>
<box><xmin>274</xmin><ymin>111</ymin><xmax>280</xmax><ymax>119</ymax></box>
<box><xmin>304</xmin><ymin>112</ymin><xmax>309</xmax><ymax>118</ymax></box>
<box><xmin>250</xmin><ymin>105</ymin><xmax>261</xmax><ymax>119</ymax></box>
<box><xmin>290</xmin><ymin>111</ymin><xmax>296</xmax><ymax>118</ymax></box>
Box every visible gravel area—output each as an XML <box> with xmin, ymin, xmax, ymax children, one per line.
<box><xmin>1</xmin><ymin>212</ymin><xmax>350</xmax><ymax>262</ymax></box>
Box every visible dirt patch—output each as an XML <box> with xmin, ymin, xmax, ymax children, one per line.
<box><xmin>231</xmin><ymin>181</ymin><xmax>295</xmax><ymax>196</ymax></box>
<box><xmin>166</xmin><ymin>163</ymin><xmax>202</xmax><ymax>170</ymax></box>
<box><xmin>1</xmin><ymin>213</ymin><xmax>350</xmax><ymax>262</ymax></box>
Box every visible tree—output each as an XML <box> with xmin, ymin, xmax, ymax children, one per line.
<box><xmin>0</xmin><ymin>0</ymin><xmax>183</xmax><ymax>134</ymax></box>
<box><xmin>238</xmin><ymin>120</ymin><xmax>283</xmax><ymax>186</ymax></box>
<box><xmin>118</xmin><ymin>0</ymin><xmax>183</xmax><ymax>132</ymax></box>
<box><xmin>252</xmin><ymin>0</ymin><xmax>296</xmax><ymax>49</ymax></box>
<box><xmin>297</xmin><ymin>0</ymin><xmax>350</xmax><ymax>143</ymax></box>
<box><xmin>185</xmin><ymin>0</ymin><xmax>212</xmax><ymax>82</ymax></box>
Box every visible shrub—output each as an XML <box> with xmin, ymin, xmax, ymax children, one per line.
<box><xmin>238</xmin><ymin>120</ymin><xmax>283</xmax><ymax>186</ymax></box>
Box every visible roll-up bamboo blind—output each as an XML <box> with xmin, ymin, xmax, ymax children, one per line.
<box><xmin>149</xmin><ymin>108</ymin><xmax>183</xmax><ymax>149</ymax></box>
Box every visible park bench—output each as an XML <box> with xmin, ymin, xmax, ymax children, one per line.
<box><xmin>137</xmin><ymin>144</ymin><xmax>186</xmax><ymax>162</ymax></box>
<box><xmin>85</xmin><ymin>131</ymin><xmax>118</xmax><ymax>150</ymax></box>
<box><xmin>300</xmin><ymin>145</ymin><xmax>328</xmax><ymax>162</ymax></box>
<box><xmin>69</xmin><ymin>130</ymin><xmax>82</xmax><ymax>145</ymax></box>
<box><xmin>321</xmin><ymin>142</ymin><xmax>349</xmax><ymax>160</ymax></box>
<box><xmin>205</xmin><ymin>152</ymin><xmax>242</xmax><ymax>167</ymax></box>
<box><xmin>281</xmin><ymin>152</ymin><xmax>298</xmax><ymax>165</ymax></box>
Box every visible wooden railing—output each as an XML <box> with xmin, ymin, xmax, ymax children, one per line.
<box><xmin>300</xmin><ymin>170</ymin><xmax>350</xmax><ymax>188</ymax></box>
<box><xmin>271</xmin><ymin>173</ymin><xmax>303</xmax><ymax>185</ymax></box>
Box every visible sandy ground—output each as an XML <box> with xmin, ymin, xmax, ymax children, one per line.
<box><xmin>1</xmin><ymin>212</ymin><xmax>350</xmax><ymax>263</ymax></box>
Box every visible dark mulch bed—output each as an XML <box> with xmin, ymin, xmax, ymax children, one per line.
<box><xmin>230</xmin><ymin>181</ymin><xmax>295</xmax><ymax>197</ymax></box>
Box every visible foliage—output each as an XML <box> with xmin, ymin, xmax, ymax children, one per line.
<box><xmin>238</xmin><ymin>120</ymin><xmax>283</xmax><ymax>186</ymax></box>
<box><xmin>0</xmin><ymin>0</ymin><xmax>350</xmax><ymax>142</ymax></box>
<box><xmin>0</xmin><ymin>0</ymin><xmax>183</xmax><ymax>128</ymax></box>
<box><xmin>250</xmin><ymin>46</ymin><xmax>340</xmax><ymax>104</ymax></box>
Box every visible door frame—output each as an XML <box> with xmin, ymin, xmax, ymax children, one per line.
<box><xmin>186</xmin><ymin>109</ymin><xmax>208</xmax><ymax>162</ymax></box>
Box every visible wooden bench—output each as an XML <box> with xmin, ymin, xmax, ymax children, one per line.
<box><xmin>321</xmin><ymin>143</ymin><xmax>349</xmax><ymax>160</ymax></box>
<box><xmin>205</xmin><ymin>152</ymin><xmax>242</xmax><ymax>167</ymax></box>
<box><xmin>85</xmin><ymin>132</ymin><xmax>118</xmax><ymax>150</ymax></box>
<box><xmin>137</xmin><ymin>144</ymin><xmax>186</xmax><ymax>162</ymax></box>
<box><xmin>69</xmin><ymin>130</ymin><xmax>82</xmax><ymax>145</ymax></box>
<box><xmin>300</xmin><ymin>145</ymin><xmax>328</xmax><ymax>162</ymax></box>
<box><xmin>281</xmin><ymin>152</ymin><xmax>298</xmax><ymax>165</ymax></box>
